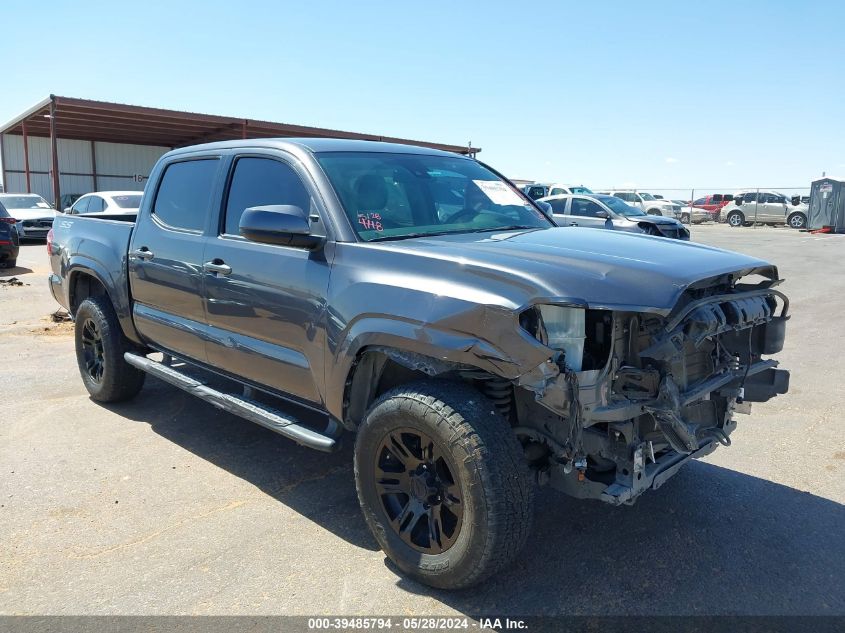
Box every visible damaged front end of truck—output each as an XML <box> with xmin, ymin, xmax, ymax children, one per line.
<box><xmin>510</xmin><ymin>266</ymin><xmax>790</xmax><ymax>505</ymax></box>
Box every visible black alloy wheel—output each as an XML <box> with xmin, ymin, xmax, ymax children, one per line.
<box><xmin>80</xmin><ymin>317</ymin><xmax>105</xmax><ymax>383</ymax></box>
<box><xmin>374</xmin><ymin>428</ymin><xmax>463</xmax><ymax>554</ymax></box>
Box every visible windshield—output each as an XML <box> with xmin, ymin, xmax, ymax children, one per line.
<box><xmin>0</xmin><ymin>195</ymin><xmax>52</xmax><ymax>210</ymax></box>
<box><xmin>639</xmin><ymin>192</ymin><xmax>656</xmax><ymax>201</ymax></box>
<box><xmin>600</xmin><ymin>196</ymin><xmax>646</xmax><ymax>217</ymax></box>
<box><xmin>569</xmin><ymin>186</ymin><xmax>593</xmax><ymax>194</ymax></box>
<box><xmin>112</xmin><ymin>194</ymin><xmax>142</xmax><ymax>209</ymax></box>
<box><xmin>317</xmin><ymin>152</ymin><xmax>552</xmax><ymax>242</ymax></box>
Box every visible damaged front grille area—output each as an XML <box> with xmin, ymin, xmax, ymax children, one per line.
<box><xmin>514</xmin><ymin>282</ymin><xmax>790</xmax><ymax>505</ymax></box>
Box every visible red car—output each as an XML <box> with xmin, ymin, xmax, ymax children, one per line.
<box><xmin>691</xmin><ymin>194</ymin><xmax>734</xmax><ymax>221</ymax></box>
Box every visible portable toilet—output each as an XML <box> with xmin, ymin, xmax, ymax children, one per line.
<box><xmin>808</xmin><ymin>177</ymin><xmax>845</xmax><ymax>232</ymax></box>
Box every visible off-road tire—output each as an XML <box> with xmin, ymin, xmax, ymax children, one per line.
<box><xmin>787</xmin><ymin>212</ymin><xmax>807</xmax><ymax>229</ymax></box>
<box><xmin>727</xmin><ymin>211</ymin><xmax>745</xmax><ymax>227</ymax></box>
<box><xmin>681</xmin><ymin>213</ymin><xmax>691</xmax><ymax>224</ymax></box>
<box><xmin>2</xmin><ymin>259</ymin><xmax>16</xmax><ymax>269</ymax></box>
<box><xmin>647</xmin><ymin>208</ymin><xmax>662</xmax><ymax>216</ymax></box>
<box><xmin>354</xmin><ymin>380</ymin><xmax>534</xmax><ymax>589</ymax></box>
<box><xmin>74</xmin><ymin>296</ymin><xmax>145</xmax><ymax>402</ymax></box>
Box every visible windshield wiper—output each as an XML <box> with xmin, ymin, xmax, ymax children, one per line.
<box><xmin>467</xmin><ymin>225</ymin><xmax>543</xmax><ymax>233</ymax></box>
<box><xmin>367</xmin><ymin>230</ymin><xmax>462</xmax><ymax>242</ymax></box>
<box><xmin>367</xmin><ymin>226</ymin><xmax>543</xmax><ymax>242</ymax></box>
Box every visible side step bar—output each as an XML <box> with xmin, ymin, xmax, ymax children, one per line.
<box><xmin>124</xmin><ymin>352</ymin><xmax>339</xmax><ymax>452</ymax></box>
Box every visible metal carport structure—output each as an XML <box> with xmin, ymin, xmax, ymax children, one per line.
<box><xmin>0</xmin><ymin>95</ymin><xmax>479</xmax><ymax>206</ymax></box>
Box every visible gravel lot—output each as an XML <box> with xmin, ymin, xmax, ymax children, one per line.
<box><xmin>2</xmin><ymin>224</ymin><xmax>844</xmax><ymax>616</ymax></box>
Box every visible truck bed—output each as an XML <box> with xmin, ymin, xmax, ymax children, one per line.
<box><xmin>49</xmin><ymin>213</ymin><xmax>138</xmax><ymax>337</ymax></box>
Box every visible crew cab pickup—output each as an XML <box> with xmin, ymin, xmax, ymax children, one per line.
<box><xmin>49</xmin><ymin>139</ymin><xmax>791</xmax><ymax>589</ymax></box>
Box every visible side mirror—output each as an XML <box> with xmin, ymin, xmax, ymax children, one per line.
<box><xmin>64</xmin><ymin>207</ymin><xmax>73</xmax><ymax>214</ymax></box>
<box><xmin>239</xmin><ymin>205</ymin><xmax>323</xmax><ymax>249</ymax></box>
<box><xmin>535</xmin><ymin>201</ymin><xmax>553</xmax><ymax>214</ymax></box>
<box><xmin>595</xmin><ymin>209</ymin><xmax>609</xmax><ymax>218</ymax></box>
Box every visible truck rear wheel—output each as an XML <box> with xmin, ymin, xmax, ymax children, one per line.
<box><xmin>74</xmin><ymin>296</ymin><xmax>145</xmax><ymax>402</ymax></box>
<box><xmin>354</xmin><ymin>381</ymin><xmax>534</xmax><ymax>589</ymax></box>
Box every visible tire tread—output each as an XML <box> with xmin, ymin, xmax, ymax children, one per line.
<box><xmin>355</xmin><ymin>380</ymin><xmax>534</xmax><ymax>589</ymax></box>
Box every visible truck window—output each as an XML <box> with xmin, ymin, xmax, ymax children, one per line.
<box><xmin>153</xmin><ymin>159</ymin><xmax>218</xmax><ymax>232</ymax></box>
<box><xmin>526</xmin><ymin>186</ymin><xmax>547</xmax><ymax>200</ymax></box>
<box><xmin>223</xmin><ymin>157</ymin><xmax>312</xmax><ymax>236</ymax></box>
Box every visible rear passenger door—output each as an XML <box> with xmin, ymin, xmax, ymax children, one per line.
<box><xmin>201</xmin><ymin>153</ymin><xmax>331</xmax><ymax>406</ymax></box>
<box><xmin>546</xmin><ymin>197</ymin><xmax>570</xmax><ymax>225</ymax></box>
<box><xmin>128</xmin><ymin>156</ymin><xmax>222</xmax><ymax>363</ymax></box>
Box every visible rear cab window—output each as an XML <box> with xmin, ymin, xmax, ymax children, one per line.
<box><xmin>152</xmin><ymin>159</ymin><xmax>219</xmax><ymax>232</ymax></box>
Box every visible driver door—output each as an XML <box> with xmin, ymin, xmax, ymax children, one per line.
<box><xmin>568</xmin><ymin>197</ymin><xmax>609</xmax><ymax>229</ymax></box>
<box><xmin>201</xmin><ymin>152</ymin><xmax>331</xmax><ymax>406</ymax></box>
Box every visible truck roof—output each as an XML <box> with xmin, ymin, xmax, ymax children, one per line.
<box><xmin>166</xmin><ymin>137</ymin><xmax>464</xmax><ymax>159</ymax></box>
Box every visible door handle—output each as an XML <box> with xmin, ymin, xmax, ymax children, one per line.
<box><xmin>569</xmin><ymin>222</ymin><xmax>579</xmax><ymax>226</ymax></box>
<box><xmin>131</xmin><ymin>247</ymin><xmax>154</xmax><ymax>260</ymax></box>
<box><xmin>203</xmin><ymin>259</ymin><xmax>232</xmax><ymax>276</ymax></box>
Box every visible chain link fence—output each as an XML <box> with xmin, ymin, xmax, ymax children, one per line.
<box><xmin>591</xmin><ymin>186</ymin><xmax>812</xmax><ymax>228</ymax></box>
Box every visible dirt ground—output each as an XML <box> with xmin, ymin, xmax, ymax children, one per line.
<box><xmin>1</xmin><ymin>224</ymin><xmax>843</xmax><ymax>616</ymax></box>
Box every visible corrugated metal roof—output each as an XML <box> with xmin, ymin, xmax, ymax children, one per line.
<box><xmin>0</xmin><ymin>95</ymin><xmax>478</xmax><ymax>155</ymax></box>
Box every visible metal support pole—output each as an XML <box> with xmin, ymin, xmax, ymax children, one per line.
<box><xmin>689</xmin><ymin>188</ymin><xmax>695</xmax><ymax>224</ymax></box>
<box><xmin>21</xmin><ymin>119</ymin><xmax>31</xmax><ymax>193</ymax></box>
<box><xmin>49</xmin><ymin>97</ymin><xmax>61</xmax><ymax>208</ymax></box>
<box><xmin>753</xmin><ymin>187</ymin><xmax>760</xmax><ymax>228</ymax></box>
<box><xmin>0</xmin><ymin>133</ymin><xmax>6</xmax><ymax>193</ymax></box>
<box><xmin>90</xmin><ymin>140</ymin><xmax>98</xmax><ymax>191</ymax></box>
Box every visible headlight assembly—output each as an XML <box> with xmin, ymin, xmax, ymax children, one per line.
<box><xmin>521</xmin><ymin>305</ymin><xmax>586</xmax><ymax>371</ymax></box>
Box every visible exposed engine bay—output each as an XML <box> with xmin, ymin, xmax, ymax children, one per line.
<box><xmin>509</xmin><ymin>269</ymin><xmax>790</xmax><ymax>505</ymax></box>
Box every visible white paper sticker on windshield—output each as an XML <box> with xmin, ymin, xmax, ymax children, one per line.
<box><xmin>472</xmin><ymin>180</ymin><xmax>524</xmax><ymax>206</ymax></box>
<box><xmin>36</xmin><ymin>202</ymin><xmax>50</xmax><ymax>208</ymax></box>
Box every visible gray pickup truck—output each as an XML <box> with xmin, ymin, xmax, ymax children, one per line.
<box><xmin>49</xmin><ymin>138</ymin><xmax>790</xmax><ymax>589</ymax></box>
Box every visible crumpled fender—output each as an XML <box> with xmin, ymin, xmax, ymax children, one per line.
<box><xmin>325</xmin><ymin>301</ymin><xmax>552</xmax><ymax>420</ymax></box>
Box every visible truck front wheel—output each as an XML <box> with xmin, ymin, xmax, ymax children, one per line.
<box><xmin>354</xmin><ymin>381</ymin><xmax>534</xmax><ymax>589</ymax></box>
<box><xmin>74</xmin><ymin>296</ymin><xmax>145</xmax><ymax>402</ymax></box>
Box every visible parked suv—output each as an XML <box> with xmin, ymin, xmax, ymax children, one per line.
<box><xmin>598</xmin><ymin>191</ymin><xmax>680</xmax><ymax>216</ymax></box>
<box><xmin>540</xmin><ymin>193</ymin><xmax>690</xmax><ymax>239</ymax></box>
<box><xmin>691</xmin><ymin>194</ymin><xmax>734</xmax><ymax>222</ymax></box>
<box><xmin>722</xmin><ymin>191</ymin><xmax>808</xmax><ymax>229</ymax></box>
<box><xmin>523</xmin><ymin>183</ymin><xmax>592</xmax><ymax>200</ymax></box>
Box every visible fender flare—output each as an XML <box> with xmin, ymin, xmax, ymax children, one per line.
<box><xmin>66</xmin><ymin>258</ymin><xmax>142</xmax><ymax>345</ymax></box>
<box><xmin>325</xmin><ymin>316</ymin><xmax>550</xmax><ymax>422</ymax></box>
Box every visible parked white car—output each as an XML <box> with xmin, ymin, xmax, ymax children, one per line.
<box><xmin>597</xmin><ymin>190</ymin><xmax>680</xmax><ymax>216</ymax></box>
<box><xmin>540</xmin><ymin>193</ymin><xmax>690</xmax><ymax>239</ymax></box>
<box><xmin>721</xmin><ymin>191</ymin><xmax>808</xmax><ymax>229</ymax></box>
<box><xmin>0</xmin><ymin>193</ymin><xmax>57</xmax><ymax>239</ymax></box>
<box><xmin>65</xmin><ymin>191</ymin><xmax>143</xmax><ymax>215</ymax></box>
<box><xmin>523</xmin><ymin>183</ymin><xmax>593</xmax><ymax>200</ymax></box>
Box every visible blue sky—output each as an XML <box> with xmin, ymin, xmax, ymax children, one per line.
<box><xmin>2</xmin><ymin>0</ymin><xmax>843</xmax><ymax>194</ymax></box>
